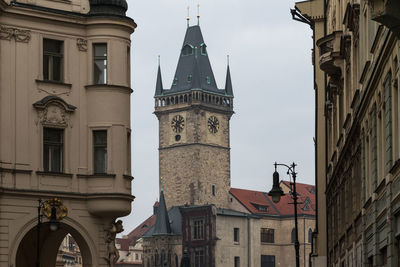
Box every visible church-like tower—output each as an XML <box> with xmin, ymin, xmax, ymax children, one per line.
<box><xmin>154</xmin><ymin>25</ymin><xmax>234</xmax><ymax>209</ymax></box>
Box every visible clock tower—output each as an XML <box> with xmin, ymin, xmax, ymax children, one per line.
<box><xmin>154</xmin><ymin>24</ymin><xmax>234</xmax><ymax>209</ymax></box>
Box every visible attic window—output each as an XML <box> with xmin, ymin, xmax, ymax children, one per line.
<box><xmin>251</xmin><ymin>203</ymin><xmax>269</xmax><ymax>212</ymax></box>
<box><xmin>307</xmin><ymin>187</ymin><xmax>316</xmax><ymax>194</ymax></box>
<box><xmin>187</xmin><ymin>75</ymin><xmax>192</xmax><ymax>83</ymax></box>
<box><xmin>172</xmin><ymin>77</ymin><xmax>178</xmax><ymax>85</ymax></box>
<box><xmin>182</xmin><ymin>44</ymin><xmax>193</xmax><ymax>56</ymax></box>
<box><xmin>302</xmin><ymin>197</ymin><xmax>312</xmax><ymax>211</ymax></box>
<box><xmin>200</xmin><ymin>44</ymin><xmax>207</xmax><ymax>55</ymax></box>
<box><xmin>206</xmin><ymin>76</ymin><xmax>211</xmax><ymax>85</ymax></box>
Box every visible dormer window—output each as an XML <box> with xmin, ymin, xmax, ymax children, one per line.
<box><xmin>206</xmin><ymin>76</ymin><xmax>211</xmax><ymax>85</ymax></box>
<box><xmin>187</xmin><ymin>75</ymin><xmax>192</xmax><ymax>83</ymax></box>
<box><xmin>200</xmin><ymin>44</ymin><xmax>207</xmax><ymax>55</ymax></box>
<box><xmin>182</xmin><ymin>44</ymin><xmax>193</xmax><ymax>56</ymax></box>
<box><xmin>172</xmin><ymin>77</ymin><xmax>178</xmax><ymax>85</ymax></box>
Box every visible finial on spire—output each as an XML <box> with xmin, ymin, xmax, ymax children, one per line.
<box><xmin>186</xmin><ymin>6</ymin><xmax>190</xmax><ymax>27</ymax></box>
<box><xmin>227</xmin><ymin>54</ymin><xmax>230</xmax><ymax>66</ymax></box>
<box><xmin>158</xmin><ymin>55</ymin><xmax>160</xmax><ymax>66</ymax></box>
<box><xmin>197</xmin><ymin>4</ymin><xmax>200</xmax><ymax>25</ymax></box>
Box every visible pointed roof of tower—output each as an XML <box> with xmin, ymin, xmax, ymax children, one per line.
<box><xmin>155</xmin><ymin>65</ymin><xmax>163</xmax><ymax>96</ymax></box>
<box><xmin>155</xmin><ymin>25</ymin><xmax>230</xmax><ymax>97</ymax></box>
<box><xmin>152</xmin><ymin>189</ymin><xmax>172</xmax><ymax>235</ymax></box>
<box><xmin>225</xmin><ymin>65</ymin><xmax>234</xmax><ymax>97</ymax></box>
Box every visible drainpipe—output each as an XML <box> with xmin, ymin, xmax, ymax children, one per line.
<box><xmin>247</xmin><ymin>216</ymin><xmax>251</xmax><ymax>267</ymax></box>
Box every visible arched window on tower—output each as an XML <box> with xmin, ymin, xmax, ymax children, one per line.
<box><xmin>182</xmin><ymin>44</ymin><xmax>193</xmax><ymax>56</ymax></box>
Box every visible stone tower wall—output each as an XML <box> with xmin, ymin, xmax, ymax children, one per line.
<box><xmin>157</xmin><ymin>104</ymin><xmax>232</xmax><ymax>209</ymax></box>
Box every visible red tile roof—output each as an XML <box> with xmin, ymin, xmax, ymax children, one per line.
<box><xmin>127</xmin><ymin>214</ymin><xmax>156</xmax><ymax>241</ymax></box>
<box><xmin>230</xmin><ymin>181</ymin><xmax>315</xmax><ymax>217</ymax></box>
<box><xmin>116</xmin><ymin>237</ymin><xmax>134</xmax><ymax>251</ymax></box>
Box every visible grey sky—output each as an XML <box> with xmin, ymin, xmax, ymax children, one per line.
<box><xmin>123</xmin><ymin>0</ymin><xmax>314</xmax><ymax>234</ymax></box>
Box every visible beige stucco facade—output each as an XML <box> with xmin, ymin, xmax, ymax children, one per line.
<box><xmin>215</xmin><ymin>212</ymin><xmax>314</xmax><ymax>267</ymax></box>
<box><xmin>0</xmin><ymin>0</ymin><xmax>136</xmax><ymax>266</ymax></box>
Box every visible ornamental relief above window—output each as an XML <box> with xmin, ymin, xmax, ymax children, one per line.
<box><xmin>33</xmin><ymin>96</ymin><xmax>76</xmax><ymax>128</ymax></box>
<box><xmin>0</xmin><ymin>25</ymin><xmax>31</xmax><ymax>43</ymax></box>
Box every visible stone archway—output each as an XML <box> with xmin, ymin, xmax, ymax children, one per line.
<box><xmin>16</xmin><ymin>222</ymin><xmax>94</xmax><ymax>267</ymax></box>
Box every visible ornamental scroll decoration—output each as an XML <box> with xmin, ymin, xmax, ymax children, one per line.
<box><xmin>0</xmin><ymin>25</ymin><xmax>31</xmax><ymax>43</ymax></box>
<box><xmin>33</xmin><ymin>96</ymin><xmax>76</xmax><ymax>128</ymax></box>
<box><xmin>77</xmin><ymin>38</ymin><xmax>88</xmax><ymax>51</ymax></box>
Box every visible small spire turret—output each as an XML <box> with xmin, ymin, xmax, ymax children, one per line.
<box><xmin>155</xmin><ymin>56</ymin><xmax>164</xmax><ymax>96</ymax></box>
<box><xmin>225</xmin><ymin>56</ymin><xmax>233</xmax><ymax>96</ymax></box>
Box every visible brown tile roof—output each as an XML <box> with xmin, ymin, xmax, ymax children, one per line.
<box><xmin>230</xmin><ymin>181</ymin><xmax>315</xmax><ymax>217</ymax></box>
<box><xmin>116</xmin><ymin>237</ymin><xmax>134</xmax><ymax>251</ymax></box>
<box><xmin>127</xmin><ymin>214</ymin><xmax>156</xmax><ymax>241</ymax></box>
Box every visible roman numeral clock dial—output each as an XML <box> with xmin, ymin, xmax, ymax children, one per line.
<box><xmin>208</xmin><ymin>116</ymin><xmax>219</xmax><ymax>134</ymax></box>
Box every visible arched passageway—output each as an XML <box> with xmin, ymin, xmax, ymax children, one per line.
<box><xmin>16</xmin><ymin>222</ymin><xmax>93</xmax><ymax>267</ymax></box>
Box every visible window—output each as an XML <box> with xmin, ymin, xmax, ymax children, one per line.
<box><xmin>193</xmin><ymin>219</ymin><xmax>204</xmax><ymax>240</ymax></box>
<box><xmin>234</xmin><ymin>256</ymin><xmax>240</xmax><ymax>267</ymax></box>
<box><xmin>93</xmin><ymin>130</ymin><xmax>107</xmax><ymax>174</ymax></box>
<box><xmin>187</xmin><ymin>75</ymin><xmax>192</xmax><ymax>83</ymax></box>
<box><xmin>43</xmin><ymin>128</ymin><xmax>64</xmax><ymax>172</ymax></box>
<box><xmin>173</xmin><ymin>77</ymin><xmax>178</xmax><ymax>85</ymax></box>
<box><xmin>206</xmin><ymin>76</ymin><xmax>211</xmax><ymax>85</ymax></box>
<box><xmin>384</xmin><ymin>72</ymin><xmax>393</xmax><ymax>173</ymax></box>
<box><xmin>261</xmin><ymin>255</ymin><xmax>275</xmax><ymax>267</ymax></box>
<box><xmin>43</xmin><ymin>38</ymin><xmax>63</xmax><ymax>82</ymax></box>
<box><xmin>93</xmin><ymin>43</ymin><xmax>107</xmax><ymax>84</ymax></box>
<box><xmin>200</xmin><ymin>44</ymin><xmax>207</xmax><ymax>55</ymax></box>
<box><xmin>261</xmin><ymin>228</ymin><xmax>274</xmax><ymax>243</ymax></box>
<box><xmin>234</xmin><ymin>228</ymin><xmax>239</xmax><ymax>243</ymax></box>
<box><xmin>308</xmin><ymin>228</ymin><xmax>313</xmax><ymax>243</ymax></box>
<box><xmin>371</xmin><ymin>105</ymin><xmax>378</xmax><ymax>189</ymax></box>
<box><xmin>211</xmin><ymin>185</ymin><xmax>215</xmax><ymax>196</ymax></box>
<box><xmin>194</xmin><ymin>250</ymin><xmax>204</xmax><ymax>267</ymax></box>
<box><xmin>291</xmin><ymin>228</ymin><xmax>296</xmax><ymax>243</ymax></box>
<box><xmin>182</xmin><ymin>44</ymin><xmax>193</xmax><ymax>56</ymax></box>
<box><xmin>135</xmin><ymin>253</ymin><xmax>138</xmax><ymax>260</ymax></box>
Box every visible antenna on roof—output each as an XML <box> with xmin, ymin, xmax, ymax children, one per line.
<box><xmin>197</xmin><ymin>4</ymin><xmax>200</xmax><ymax>25</ymax></box>
<box><xmin>186</xmin><ymin>6</ymin><xmax>190</xmax><ymax>28</ymax></box>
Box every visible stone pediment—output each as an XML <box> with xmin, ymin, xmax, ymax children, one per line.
<box><xmin>33</xmin><ymin>96</ymin><xmax>76</xmax><ymax>127</ymax></box>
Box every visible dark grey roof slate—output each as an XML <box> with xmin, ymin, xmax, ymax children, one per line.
<box><xmin>155</xmin><ymin>65</ymin><xmax>163</xmax><ymax>96</ymax></box>
<box><xmin>152</xmin><ymin>189</ymin><xmax>171</xmax><ymax>235</ymax></box>
<box><xmin>143</xmin><ymin>206</ymin><xmax>182</xmax><ymax>237</ymax></box>
<box><xmin>225</xmin><ymin>65</ymin><xmax>234</xmax><ymax>97</ymax></box>
<box><xmin>89</xmin><ymin>0</ymin><xmax>128</xmax><ymax>16</ymax></box>
<box><xmin>155</xmin><ymin>25</ymin><xmax>230</xmax><ymax>97</ymax></box>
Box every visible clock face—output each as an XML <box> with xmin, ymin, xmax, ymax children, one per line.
<box><xmin>171</xmin><ymin>115</ymin><xmax>185</xmax><ymax>133</ymax></box>
<box><xmin>208</xmin><ymin>116</ymin><xmax>219</xmax><ymax>133</ymax></box>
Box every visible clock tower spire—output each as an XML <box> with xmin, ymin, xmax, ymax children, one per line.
<box><xmin>154</xmin><ymin>24</ymin><xmax>234</xmax><ymax>209</ymax></box>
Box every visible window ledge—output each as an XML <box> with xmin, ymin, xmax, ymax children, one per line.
<box><xmin>77</xmin><ymin>174</ymin><xmax>116</xmax><ymax>178</ymax></box>
<box><xmin>36</xmin><ymin>171</ymin><xmax>73</xmax><ymax>178</ymax></box>
<box><xmin>36</xmin><ymin>79</ymin><xmax>72</xmax><ymax>88</ymax></box>
<box><xmin>85</xmin><ymin>84</ymin><xmax>133</xmax><ymax>94</ymax></box>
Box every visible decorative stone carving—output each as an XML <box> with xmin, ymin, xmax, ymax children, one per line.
<box><xmin>33</xmin><ymin>96</ymin><xmax>76</xmax><ymax>127</ymax></box>
<box><xmin>77</xmin><ymin>38</ymin><xmax>88</xmax><ymax>51</ymax></box>
<box><xmin>105</xmin><ymin>220</ymin><xmax>124</xmax><ymax>267</ymax></box>
<box><xmin>0</xmin><ymin>25</ymin><xmax>31</xmax><ymax>43</ymax></box>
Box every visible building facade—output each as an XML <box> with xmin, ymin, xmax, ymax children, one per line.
<box><xmin>136</xmin><ymin>20</ymin><xmax>316</xmax><ymax>267</ymax></box>
<box><xmin>296</xmin><ymin>0</ymin><xmax>400</xmax><ymax>266</ymax></box>
<box><xmin>0</xmin><ymin>0</ymin><xmax>136</xmax><ymax>266</ymax></box>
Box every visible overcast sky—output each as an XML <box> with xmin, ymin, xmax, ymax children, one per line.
<box><xmin>122</xmin><ymin>0</ymin><xmax>315</xmax><ymax>235</ymax></box>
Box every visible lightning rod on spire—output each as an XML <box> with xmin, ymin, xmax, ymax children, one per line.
<box><xmin>186</xmin><ymin>6</ymin><xmax>190</xmax><ymax>27</ymax></box>
<box><xmin>197</xmin><ymin>4</ymin><xmax>200</xmax><ymax>25</ymax></box>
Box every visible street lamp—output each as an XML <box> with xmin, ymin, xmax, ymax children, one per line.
<box><xmin>36</xmin><ymin>198</ymin><xmax>68</xmax><ymax>267</ymax></box>
<box><xmin>268</xmin><ymin>162</ymin><xmax>300</xmax><ymax>267</ymax></box>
